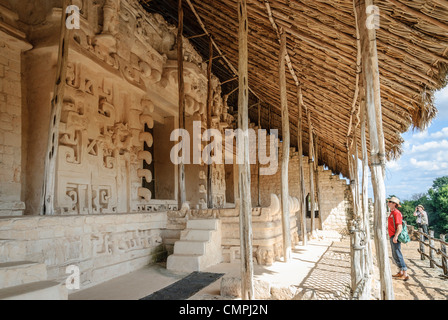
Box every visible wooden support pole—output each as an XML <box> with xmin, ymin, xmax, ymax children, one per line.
<box><xmin>360</xmin><ymin>90</ymin><xmax>374</xmax><ymax>281</ymax></box>
<box><xmin>347</xmin><ymin>137</ymin><xmax>366</xmax><ymax>299</ymax></box>
<box><xmin>354</xmin><ymin>0</ymin><xmax>373</xmax><ymax>286</ymax></box>
<box><xmin>42</xmin><ymin>0</ymin><xmax>72</xmax><ymax>215</ymax></box>
<box><xmin>257</xmin><ymin>102</ymin><xmax>261</xmax><ymax>207</ymax></box>
<box><xmin>268</xmin><ymin>105</ymin><xmax>271</xmax><ymax>135</ymax></box>
<box><xmin>314</xmin><ymin>135</ymin><xmax>323</xmax><ymax>230</ymax></box>
<box><xmin>178</xmin><ymin>0</ymin><xmax>187</xmax><ymax>208</ymax></box>
<box><xmin>297</xmin><ymin>87</ymin><xmax>307</xmax><ymax>246</ymax></box>
<box><xmin>353</xmin><ymin>129</ymin><xmax>361</xmax><ymax>220</ymax></box>
<box><xmin>237</xmin><ymin>0</ymin><xmax>254</xmax><ymax>300</ymax></box>
<box><xmin>355</xmin><ymin>0</ymin><xmax>393</xmax><ymax>300</ymax></box>
<box><xmin>206</xmin><ymin>36</ymin><xmax>213</xmax><ymax>209</ymax></box>
<box><xmin>279</xmin><ymin>31</ymin><xmax>291</xmax><ymax>262</ymax></box>
<box><xmin>307</xmin><ymin>110</ymin><xmax>315</xmax><ymax>235</ymax></box>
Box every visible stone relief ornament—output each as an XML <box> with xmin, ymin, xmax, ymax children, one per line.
<box><xmin>52</xmin><ymin>0</ymin><xmax>238</xmax><ymax>213</ymax></box>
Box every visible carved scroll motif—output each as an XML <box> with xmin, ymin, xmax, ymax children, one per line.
<box><xmin>136</xmin><ymin>97</ymin><xmax>154</xmax><ymax>204</ymax></box>
<box><xmin>91</xmin><ymin>229</ymin><xmax>162</xmax><ymax>256</ymax></box>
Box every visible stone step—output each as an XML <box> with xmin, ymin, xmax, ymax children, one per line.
<box><xmin>173</xmin><ymin>240</ymin><xmax>206</xmax><ymax>255</ymax></box>
<box><xmin>186</xmin><ymin>219</ymin><xmax>218</xmax><ymax>230</ymax></box>
<box><xmin>0</xmin><ymin>261</ymin><xmax>47</xmax><ymax>289</ymax></box>
<box><xmin>166</xmin><ymin>254</ymin><xmax>201</xmax><ymax>272</ymax></box>
<box><xmin>167</xmin><ymin>219</ymin><xmax>222</xmax><ymax>272</ymax></box>
<box><xmin>0</xmin><ymin>280</ymin><xmax>68</xmax><ymax>300</ymax></box>
<box><xmin>180</xmin><ymin>229</ymin><xmax>212</xmax><ymax>241</ymax></box>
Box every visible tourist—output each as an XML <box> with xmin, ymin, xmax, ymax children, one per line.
<box><xmin>413</xmin><ymin>204</ymin><xmax>429</xmax><ymax>240</ymax></box>
<box><xmin>387</xmin><ymin>197</ymin><xmax>409</xmax><ymax>281</ymax></box>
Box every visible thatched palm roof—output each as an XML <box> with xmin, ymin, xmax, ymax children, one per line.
<box><xmin>140</xmin><ymin>0</ymin><xmax>448</xmax><ymax>178</ymax></box>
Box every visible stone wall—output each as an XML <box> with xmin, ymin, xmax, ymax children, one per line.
<box><xmin>0</xmin><ymin>212</ymin><xmax>167</xmax><ymax>289</ymax></box>
<box><xmin>0</xmin><ymin>3</ymin><xmax>32</xmax><ymax>216</ymax></box>
<box><xmin>251</xmin><ymin>134</ymin><xmax>352</xmax><ymax>233</ymax></box>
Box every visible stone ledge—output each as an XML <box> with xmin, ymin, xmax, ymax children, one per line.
<box><xmin>0</xmin><ymin>201</ymin><xmax>25</xmax><ymax>210</ymax></box>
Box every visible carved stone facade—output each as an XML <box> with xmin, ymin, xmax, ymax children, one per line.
<box><xmin>18</xmin><ymin>0</ymin><xmax>235</xmax><ymax>215</ymax></box>
<box><xmin>0</xmin><ymin>1</ymin><xmax>354</xmax><ymax>294</ymax></box>
<box><xmin>0</xmin><ymin>212</ymin><xmax>167</xmax><ymax>288</ymax></box>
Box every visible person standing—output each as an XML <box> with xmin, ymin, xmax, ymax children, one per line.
<box><xmin>387</xmin><ymin>197</ymin><xmax>409</xmax><ymax>281</ymax></box>
<box><xmin>413</xmin><ymin>204</ymin><xmax>429</xmax><ymax>239</ymax></box>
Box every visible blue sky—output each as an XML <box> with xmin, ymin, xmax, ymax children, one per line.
<box><xmin>383</xmin><ymin>86</ymin><xmax>448</xmax><ymax>201</ymax></box>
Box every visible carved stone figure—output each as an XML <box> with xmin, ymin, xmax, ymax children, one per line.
<box><xmin>102</xmin><ymin>0</ymin><xmax>120</xmax><ymax>35</ymax></box>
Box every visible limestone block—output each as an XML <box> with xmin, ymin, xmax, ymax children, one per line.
<box><xmin>270</xmin><ymin>285</ymin><xmax>297</xmax><ymax>300</ymax></box>
<box><xmin>0</xmin><ymin>261</ymin><xmax>47</xmax><ymax>289</ymax></box>
<box><xmin>220</xmin><ymin>276</ymin><xmax>271</xmax><ymax>299</ymax></box>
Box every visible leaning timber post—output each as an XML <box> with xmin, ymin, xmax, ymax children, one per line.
<box><xmin>257</xmin><ymin>102</ymin><xmax>261</xmax><ymax>207</ymax></box>
<box><xmin>206</xmin><ymin>36</ymin><xmax>213</xmax><ymax>209</ymax></box>
<box><xmin>279</xmin><ymin>30</ymin><xmax>291</xmax><ymax>262</ymax></box>
<box><xmin>355</xmin><ymin>0</ymin><xmax>394</xmax><ymax>300</ymax></box>
<box><xmin>314</xmin><ymin>135</ymin><xmax>323</xmax><ymax>230</ymax></box>
<box><xmin>268</xmin><ymin>105</ymin><xmax>271</xmax><ymax>135</ymax></box>
<box><xmin>347</xmin><ymin>141</ymin><xmax>360</xmax><ymax>297</ymax></box>
<box><xmin>42</xmin><ymin>0</ymin><xmax>72</xmax><ymax>215</ymax></box>
<box><xmin>307</xmin><ymin>110</ymin><xmax>315</xmax><ymax>236</ymax></box>
<box><xmin>348</xmin><ymin>136</ymin><xmax>368</xmax><ymax>300</ymax></box>
<box><xmin>237</xmin><ymin>0</ymin><xmax>254</xmax><ymax>300</ymax></box>
<box><xmin>355</xmin><ymin>124</ymin><xmax>372</xmax><ymax>299</ymax></box>
<box><xmin>297</xmin><ymin>87</ymin><xmax>307</xmax><ymax>246</ymax></box>
<box><xmin>360</xmin><ymin>93</ymin><xmax>374</xmax><ymax>278</ymax></box>
<box><xmin>178</xmin><ymin>0</ymin><xmax>187</xmax><ymax>208</ymax></box>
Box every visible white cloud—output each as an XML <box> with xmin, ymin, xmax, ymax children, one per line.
<box><xmin>409</xmin><ymin>158</ymin><xmax>448</xmax><ymax>171</ymax></box>
<box><xmin>378</xmin><ymin>86</ymin><xmax>448</xmax><ymax>200</ymax></box>
<box><xmin>430</xmin><ymin>127</ymin><xmax>448</xmax><ymax>139</ymax></box>
<box><xmin>410</xmin><ymin>139</ymin><xmax>448</xmax><ymax>153</ymax></box>
<box><xmin>435</xmin><ymin>149</ymin><xmax>448</xmax><ymax>162</ymax></box>
<box><xmin>410</xmin><ymin>130</ymin><xmax>429</xmax><ymax>140</ymax></box>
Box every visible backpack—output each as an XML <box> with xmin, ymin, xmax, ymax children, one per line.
<box><xmin>392</xmin><ymin>214</ymin><xmax>411</xmax><ymax>244</ymax></box>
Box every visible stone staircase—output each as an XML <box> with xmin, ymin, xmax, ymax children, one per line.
<box><xmin>167</xmin><ymin>219</ymin><xmax>222</xmax><ymax>272</ymax></box>
<box><xmin>0</xmin><ymin>261</ymin><xmax>67</xmax><ymax>300</ymax></box>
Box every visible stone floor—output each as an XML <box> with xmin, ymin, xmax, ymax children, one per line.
<box><xmin>68</xmin><ymin>231</ymin><xmax>448</xmax><ymax>300</ymax></box>
<box><xmin>390</xmin><ymin>240</ymin><xmax>448</xmax><ymax>300</ymax></box>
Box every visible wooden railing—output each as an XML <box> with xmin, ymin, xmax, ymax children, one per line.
<box><xmin>416</xmin><ymin>228</ymin><xmax>448</xmax><ymax>277</ymax></box>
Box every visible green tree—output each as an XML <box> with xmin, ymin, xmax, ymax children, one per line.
<box><xmin>432</xmin><ymin>176</ymin><xmax>448</xmax><ymax>191</ymax></box>
<box><xmin>428</xmin><ymin>184</ymin><xmax>448</xmax><ymax>235</ymax></box>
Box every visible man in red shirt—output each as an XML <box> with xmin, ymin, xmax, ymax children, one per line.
<box><xmin>387</xmin><ymin>197</ymin><xmax>409</xmax><ymax>281</ymax></box>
